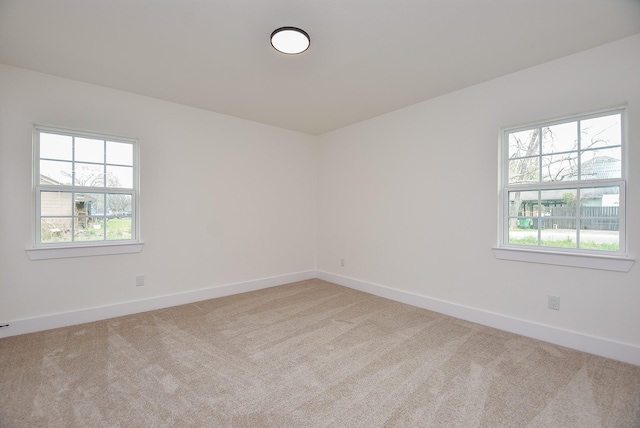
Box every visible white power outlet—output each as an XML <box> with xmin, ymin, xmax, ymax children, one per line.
<box><xmin>340</xmin><ymin>258</ymin><xmax>345</xmax><ymax>267</ymax></box>
<box><xmin>548</xmin><ymin>295</ymin><xmax>560</xmax><ymax>310</ymax></box>
<box><xmin>136</xmin><ymin>275</ymin><xmax>145</xmax><ymax>286</ymax></box>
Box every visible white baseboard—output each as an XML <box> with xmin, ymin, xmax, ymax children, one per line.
<box><xmin>0</xmin><ymin>270</ymin><xmax>317</xmax><ymax>339</ymax></box>
<box><xmin>3</xmin><ymin>269</ymin><xmax>638</xmax><ymax>366</ymax></box>
<box><xmin>317</xmin><ymin>271</ymin><xmax>640</xmax><ymax>367</ymax></box>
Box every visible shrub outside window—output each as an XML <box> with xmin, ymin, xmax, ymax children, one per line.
<box><xmin>34</xmin><ymin>126</ymin><xmax>139</xmax><ymax>248</ymax></box>
<box><xmin>501</xmin><ymin>108</ymin><xmax>626</xmax><ymax>255</ymax></box>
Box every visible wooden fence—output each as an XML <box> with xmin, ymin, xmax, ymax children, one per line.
<box><xmin>546</xmin><ymin>206</ymin><xmax>619</xmax><ymax>231</ymax></box>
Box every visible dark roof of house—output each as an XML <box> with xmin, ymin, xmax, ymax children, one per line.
<box><xmin>579</xmin><ymin>155</ymin><xmax>621</xmax><ymax>180</ymax></box>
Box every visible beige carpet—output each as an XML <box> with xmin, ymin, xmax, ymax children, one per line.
<box><xmin>1</xmin><ymin>279</ymin><xmax>639</xmax><ymax>427</ymax></box>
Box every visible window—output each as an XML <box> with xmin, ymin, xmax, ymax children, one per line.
<box><xmin>28</xmin><ymin>126</ymin><xmax>142</xmax><ymax>259</ymax></box>
<box><xmin>496</xmin><ymin>108</ymin><xmax>632</xmax><ymax>270</ymax></box>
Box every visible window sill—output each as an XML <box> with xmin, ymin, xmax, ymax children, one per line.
<box><xmin>492</xmin><ymin>247</ymin><xmax>634</xmax><ymax>272</ymax></box>
<box><xmin>27</xmin><ymin>242</ymin><xmax>144</xmax><ymax>260</ymax></box>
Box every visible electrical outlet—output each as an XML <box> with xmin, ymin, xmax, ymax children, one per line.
<box><xmin>340</xmin><ymin>258</ymin><xmax>345</xmax><ymax>267</ymax></box>
<box><xmin>548</xmin><ymin>295</ymin><xmax>560</xmax><ymax>310</ymax></box>
<box><xmin>136</xmin><ymin>275</ymin><xmax>145</xmax><ymax>286</ymax></box>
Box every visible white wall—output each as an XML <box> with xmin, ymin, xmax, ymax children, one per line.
<box><xmin>0</xmin><ymin>64</ymin><xmax>317</xmax><ymax>324</ymax></box>
<box><xmin>1</xmin><ymin>35</ymin><xmax>639</xmax><ymax>362</ymax></box>
<box><xmin>318</xmin><ymin>35</ymin><xmax>640</xmax><ymax>348</ymax></box>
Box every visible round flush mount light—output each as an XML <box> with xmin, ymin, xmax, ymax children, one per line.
<box><xmin>270</xmin><ymin>27</ymin><xmax>310</xmax><ymax>55</ymax></box>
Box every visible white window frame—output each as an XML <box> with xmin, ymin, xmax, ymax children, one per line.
<box><xmin>27</xmin><ymin>125</ymin><xmax>143</xmax><ymax>260</ymax></box>
<box><xmin>493</xmin><ymin>107</ymin><xmax>634</xmax><ymax>272</ymax></box>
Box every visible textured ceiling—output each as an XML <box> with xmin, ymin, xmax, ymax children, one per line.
<box><xmin>1</xmin><ymin>0</ymin><xmax>639</xmax><ymax>135</ymax></box>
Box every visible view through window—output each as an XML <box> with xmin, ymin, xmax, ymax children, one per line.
<box><xmin>35</xmin><ymin>126</ymin><xmax>138</xmax><ymax>246</ymax></box>
<box><xmin>501</xmin><ymin>108</ymin><xmax>625</xmax><ymax>254</ymax></box>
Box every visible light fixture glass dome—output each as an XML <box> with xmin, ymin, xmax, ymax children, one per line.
<box><xmin>271</xmin><ymin>27</ymin><xmax>310</xmax><ymax>55</ymax></box>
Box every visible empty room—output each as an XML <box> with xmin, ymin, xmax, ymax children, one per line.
<box><xmin>1</xmin><ymin>1</ymin><xmax>639</xmax><ymax>426</ymax></box>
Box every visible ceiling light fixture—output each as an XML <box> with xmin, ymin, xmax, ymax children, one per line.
<box><xmin>270</xmin><ymin>27</ymin><xmax>310</xmax><ymax>55</ymax></box>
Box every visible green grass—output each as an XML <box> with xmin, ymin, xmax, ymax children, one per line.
<box><xmin>509</xmin><ymin>236</ymin><xmax>619</xmax><ymax>251</ymax></box>
<box><xmin>106</xmin><ymin>217</ymin><xmax>132</xmax><ymax>240</ymax></box>
<box><xmin>41</xmin><ymin>217</ymin><xmax>132</xmax><ymax>243</ymax></box>
<box><xmin>577</xmin><ymin>241</ymin><xmax>619</xmax><ymax>251</ymax></box>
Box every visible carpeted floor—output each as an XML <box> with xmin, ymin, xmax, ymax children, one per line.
<box><xmin>1</xmin><ymin>279</ymin><xmax>639</xmax><ymax>427</ymax></box>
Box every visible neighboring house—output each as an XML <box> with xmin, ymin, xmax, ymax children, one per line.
<box><xmin>509</xmin><ymin>156</ymin><xmax>621</xmax><ymax>229</ymax></box>
<box><xmin>40</xmin><ymin>175</ymin><xmax>97</xmax><ymax>238</ymax></box>
<box><xmin>579</xmin><ymin>155</ymin><xmax>621</xmax><ymax>181</ymax></box>
<box><xmin>512</xmin><ymin>156</ymin><xmax>621</xmax><ymax>211</ymax></box>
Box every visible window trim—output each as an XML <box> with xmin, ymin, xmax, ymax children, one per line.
<box><xmin>491</xmin><ymin>247</ymin><xmax>634</xmax><ymax>272</ymax></box>
<box><xmin>496</xmin><ymin>107</ymin><xmax>634</xmax><ymax>271</ymax></box>
<box><xmin>28</xmin><ymin>125</ymin><xmax>143</xmax><ymax>259</ymax></box>
<box><xmin>26</xmin><ymin>242</ymin><xmax>144</xmax><ymax>260</ymax></box>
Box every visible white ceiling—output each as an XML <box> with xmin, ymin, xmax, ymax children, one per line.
<box><xmin>1</xmin><ymin>0</ymin><xmax>639</xmax><ymax>135</ymax></box>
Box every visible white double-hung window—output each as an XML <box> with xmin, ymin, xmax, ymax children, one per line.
<box><xmin>496</xmin><ymin>108</ymin><xmax>633</xmax><ymax>271</ymax></box>
<box><xmin>28</xmin><ymin>126</ymin><xmax>142</xmax><ymax>260</ymax></box>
